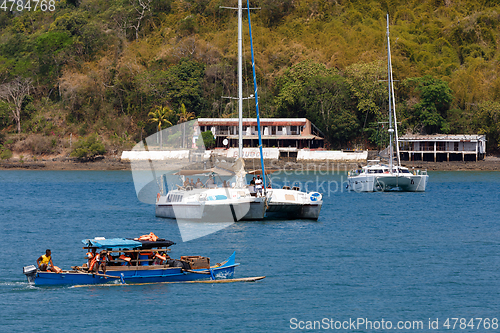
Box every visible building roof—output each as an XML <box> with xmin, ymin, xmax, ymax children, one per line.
<box><xmin>227</xmin><ymin>135</ymin><xmax>323</xmax><ymax>140</ymax></box>
<box><xmin>197</xmin><ymin>118</ymin><xmax>308</xmax><ymax>126</ymax></box>
<box><xmin>399</xmin><ymin>134</ymin><xmax>486</xmax><ymax>142</ymax></box>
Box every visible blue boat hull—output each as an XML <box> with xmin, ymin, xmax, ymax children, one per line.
<box><xmin>32</xmin><ymin>253</ymin><xmax>238</xmax><ymax>286</ymax></box>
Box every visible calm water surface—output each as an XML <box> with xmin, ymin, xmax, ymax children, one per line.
<box><xmin>0</xmin><ymin>170</ymin><xmax>499</xmax><ymax>332</ymax></box>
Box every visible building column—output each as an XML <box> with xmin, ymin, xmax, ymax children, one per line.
<box><xmin>476</xmin><ymin>141</ymin><xmax>478</xmax><ymax>162</ymax></box>
<box><xmin>434</xmin><ymin>141</ymin><xmax>436</xmax><ymax>162</ymax></box>
<box><xmin>447</xmin><ymin>152</ymin><xmax>449</xmax><ymax>162</ymax></box>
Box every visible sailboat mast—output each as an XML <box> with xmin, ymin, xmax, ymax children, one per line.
<box><xmin>238</xmin><ymin>0</ymin><xmax>243</xmax><ymax>158</ymax></box>
<box><xmin>247</xmin><ymin>0</ymin><xmax>266</xmax><ymax>190</ymax></box>
<box><xmin>386</xmin><ymin>14</ymin><xmax>394</xmax><ymax>171</ymax></box>
<box><xmin>389</xmin><ymin>59</ymin><xmax>401</xmax><ymax>167</ymax></box>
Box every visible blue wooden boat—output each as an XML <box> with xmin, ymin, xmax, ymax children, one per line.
<box><xmin>23</xmin><ymin>236</ymin><xmax>239</xmax><ymax>286</ymax></box>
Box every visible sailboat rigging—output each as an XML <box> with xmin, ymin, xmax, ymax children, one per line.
<box><xmin>246</xmin><ymin>0</ymin><xmax>323</xmax><ymax>219</ymax></box>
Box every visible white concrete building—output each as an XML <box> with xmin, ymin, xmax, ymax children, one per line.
<box><xmin>399</xmin><ymin>134</ymin><xmax>487</xmax><ymax>162</ymax></box>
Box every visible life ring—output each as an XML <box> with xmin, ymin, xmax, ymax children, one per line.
<box><xmin>310</xmin><ymin>192</ymin><xmax>322</xmax><ymax>201</ymax></box>
<box><xmin>156</xmin><ymin>193</ymin><xmax>160</xmax><ymax>202</ymax></box>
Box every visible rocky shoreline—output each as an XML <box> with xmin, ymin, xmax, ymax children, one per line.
<box><xmin>0</xmin><ymin>156</ymin><xmax>499</xmax><ymax>171</ymax></box>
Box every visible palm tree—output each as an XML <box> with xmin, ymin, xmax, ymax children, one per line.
<box><xmin>176</xmin><ymin>103</ymin><xmax>195</xmax><ymax>148</ymax></box>
<box><xmin>177</xmin><ymin>103</ymin><xmax>195</xmax><ymax>124</ymax></box>
<box><xmin>148</xmin><ymin>105</ymin><xmax>173</xmax><ymax>149</ymax></box>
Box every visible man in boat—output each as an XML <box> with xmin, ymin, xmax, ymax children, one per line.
<box><xmin>153</xmin><ymin>251</ymin><xmax>170</xmax><ymax>265</ymax></box>
<box><xmin>195</xmin><ymin>178</ymin><xmax>203</xmax><ymax>188</ymax></box>
<box><xmin>249</xmin><ymin>177</ymin><xmax>256</xmax><ymax>195</ymax></box>
<box><xmin>98</xmin><ymin>250</ymin><xmax>109</xmax><ymax>274</ymax></box>
<box><xmin>255</xmin><ymin>175</ymin><xmax>263</xmax><ymax>196</ymax></box>
<box><xmin>206</xmin><ymin>175</ymin><xmax>215</xmax><ymax>188</ymax></box>
<box><xmin>37</xmin><ymin>249</ymin><xmax>61</xmax><ymax>273</ymax></box>
<box><xmin>86</xmin><ymin>248</ymin><xmax>96</xmax><ymax>269</ymax></box>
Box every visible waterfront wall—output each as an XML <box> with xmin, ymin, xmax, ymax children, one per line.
<box><xmin>297</xmin><ymin>150</ymin><xmax>368</xmax><ymax>162</ymax></box>
<box><xmin>121</xmin><ymin>149</ymin><xmax>367</xmax><ymax>162</ymax></box>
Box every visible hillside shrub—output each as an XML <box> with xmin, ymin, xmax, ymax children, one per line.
<box><xmin>70</xmin><ymin>133</ymin><xmax>106</xmax><ymax>160</ymax></box>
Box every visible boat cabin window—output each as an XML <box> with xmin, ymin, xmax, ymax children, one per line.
<box><xmin>167</xmin><ymin>194</ymin><xmax>183</xmax><ymax>202</ymax></box>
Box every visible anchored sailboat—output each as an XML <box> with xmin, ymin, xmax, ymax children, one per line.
<box><xmin>347</xmin><ymin>14</ymin><xmax>429</xmax><ymax>192</ymax></box>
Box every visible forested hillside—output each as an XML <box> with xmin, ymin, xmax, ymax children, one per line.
<box><xmin>1</xmin><ymin>0</ymin><xmax>499</xmax><ymax>158</ymax></box>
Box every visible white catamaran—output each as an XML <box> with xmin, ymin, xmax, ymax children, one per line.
<box><xmin>155</xmin><ymin>0</ymin><xmax>266</xmax><ymax>222</ymax></box>
<box><xmin>347</xmin><ymin>15</ymin><xmax>429</xmax><ymax>193</ymax></box>
<box><xmin>155</xmin><ymin>160</ymin><xmax>267</xmax><ymax>221</ymax></box>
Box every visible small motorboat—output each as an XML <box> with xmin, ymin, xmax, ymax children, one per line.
<box><xmin>23</xmin><ymin>233</ymin><xmax>244</xmax><ymax>286</ymax></box>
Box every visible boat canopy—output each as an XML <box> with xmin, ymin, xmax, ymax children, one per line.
<box><xmin>135</xmin><ymin>239</ymin><xmax>175</xmax><ymax>249</ymax></box>
<box><xmin>82</xmin><ymin>238</ymin><xmax>176</xmax><ymax>250</ymax></box>
<box><xmin>82</xmin><ymin>238</ymin><xmax>143</xmax><ymax>249</ymax></box>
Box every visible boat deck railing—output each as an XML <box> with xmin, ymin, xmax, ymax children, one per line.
<box><xmin>83</xmin><ymin>248</ymin><xmax>173</xmax><ymax>267</ymax></box>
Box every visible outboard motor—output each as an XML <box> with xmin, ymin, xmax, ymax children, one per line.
<box><xmin>23</xmin><ymin>265</ymin><xmax>37</xmax><ymax>284</ymax></box>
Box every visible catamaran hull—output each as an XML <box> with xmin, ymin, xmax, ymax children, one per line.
<box><xmin>155</xmin><ymin>199</ymin><xmax>266</xmax><ymax>221</ymax></box>
<box><xmin>265</xmin><ymin>202</ymin><xmax>322</xmax><ymax>220</ymax></box>
<box><xmin>264</xmin><ymin>189</ymin><xmax>323</xmax><ymax>220</ymax></box>
<box><xmin>348</xmin><ymin>174</ymin><xmax>428</xmax><ymax>192</ymax></box>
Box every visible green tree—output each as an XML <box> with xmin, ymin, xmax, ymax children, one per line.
<box><xmin>70</xmin><ymin>133</ymin><xmax>106</xmax><ymax>161</ymax></box>
<box><xmin>404</xmin><ymin>75</ymin><xmax>453</xmax><ymax>134</ymax></box>
<box><xmin>344</xmin><ymin>61</ymin><xmax>387</xmax><ymax>144</ymax></box>
<box><xmin>474</xmin><ymin>101</ymin><xmax>500</xmax><ymax>153</ymax></box>
<box><xmin>274</xmin><ymin>60</ymin><xmax>336</xmax><ymax>118</ymax></box>
<box><xmin>176</xmin><ymin>103</ymin><xmax>195</xmax><ymax>124</ymax></box>
<box><xmin>197</xmin><ymin>130</ymin><xmax>215</xmax><ymax>150</ymax></box>
<box><xmin>300</xmin><ymin>75</ymin><xmax>359</xmax><ymax>148</ymax></box>
<box><xmin>35</xmin><ymin>31</ymin><xmax>73</xmax><ymax>85</ymax></box>
<box><xmin>148</xmin><ymin>105</ymin><xmax>173</xmax><ymax>148</ymax></box>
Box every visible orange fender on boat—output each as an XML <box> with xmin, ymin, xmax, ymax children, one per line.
<box><xmin>154</xmin><ymin>253</ymin><xmax>167</xmax><ymax>261</ymax></box>
<box><xmin>137</xmin><ymin>232</ymin><xmax>159</xmax><ymax>242</ymax></box>
<box><xmin>119</xmin><ymin>255</ymin><xmax>131</xmax><ymax>262</ymax></box>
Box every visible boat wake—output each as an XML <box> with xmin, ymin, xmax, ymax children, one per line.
<box><xmin>1</xmin><ymin>281</ymin><xmax>39</xmax><ymax>291</ymax></box>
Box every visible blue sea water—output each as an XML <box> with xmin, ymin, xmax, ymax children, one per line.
<box><xmin>0</xmin><ymin>170</ymin><xmax>499</xmax><ymax>332</ymax></box>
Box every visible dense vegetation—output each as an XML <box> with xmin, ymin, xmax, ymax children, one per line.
<box><xmin>0</xmin><ymin>0</ymin><xmax>499</xmax><ymax>156</ymax></box>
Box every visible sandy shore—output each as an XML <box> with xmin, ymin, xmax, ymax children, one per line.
<box><xmin>0</xmin><ymin>156</ymin><xmax>499</xmax><ymax>171</ymax></box>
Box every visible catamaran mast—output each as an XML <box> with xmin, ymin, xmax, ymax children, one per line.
<box><xmin>386</xmin><ymin>14</ymin><xmax>394</xmax><ymax>171</ymax></box>
<box><xmin>247</xmin><ymin>0</ymin><xmax>266</xmax><ymax>190</ymax></box>
<box><xmin>237</xmin><ymin>0</ymin><xmax>243</xmax><ymax>158</ymax></box>
<box><xmin>386</xmin><ymin>14</ymin><xmax>401</xmax><ymax>168</ymax></box>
